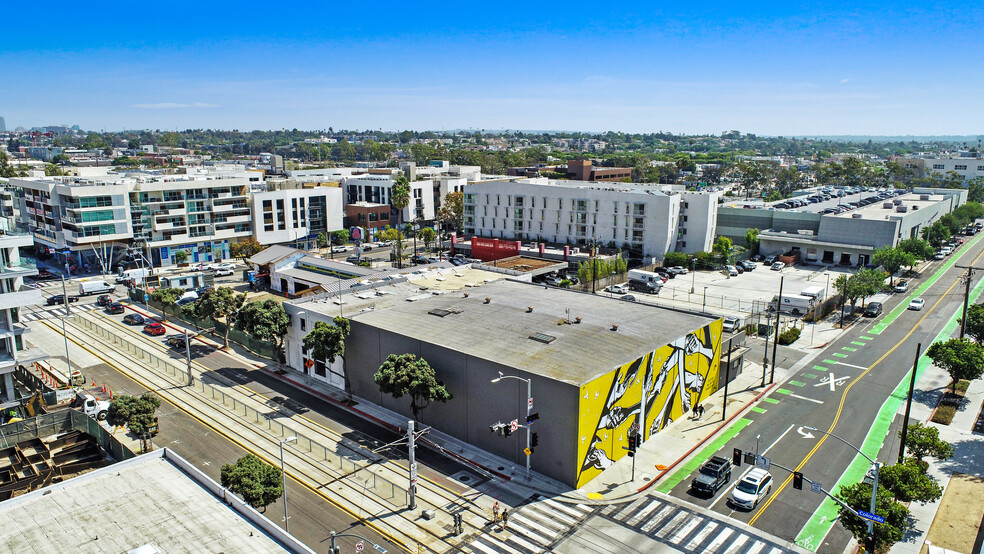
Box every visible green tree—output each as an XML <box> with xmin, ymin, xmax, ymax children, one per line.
<box><xmin>195</xmin><ymin>287</ymin><xmax>246</xmax><ymax>348</ymax></box>
<box><xmin>106</xmin><ymin>393</ymin><xmax>161</xmax><ymax>434</ymax></box>
<box><xmin>964</xmin><ymin>303</ymin><xmax>984</xmax><ymax>344</ymax></box>
<box><xmin>302</xmin><ymin>317</ymin><xmax>350</xmax><ymax>365</ymax></box>
<box><xmin>855</xmin><ymin>268</ymin><xmax>887</xmax><ymax>307</ymax></box>
<box><xmin>835</xmin><ymin>482</ymin><xmax>908</xmax><ymax>553</ymax></box>
<box><xmin>419</xmin><ymin>227</ymin><xmax>436</xmax><ymax>251</ymax></box>
<box><xmin>330</xmin><ymin>230</ymin><xmax>349</xmax><ymax>245</ymax></box>
<box><xmin>438</xmin><ymin>191</ymin><xmax>464</xmax><ymax>232</ymax></box>
<box><xmin>878</xmin><ymin>459</ymin><xmax>943</xmax><ymax>504</ymax></box>
<box><xmin>712</xmin><ymin>236</ymin><xmax>735</xmax><ymax>265</ymax></box>
<box><xmin>391</xmin><ymin>176</ymin><xmax>411</xmax><ymax>268</ymax></box>
<box><xmin>173</xmin><ymin>250</ymin><xmax>189</xmax><ymax>264</ymax></box>
<box><xmin>926</xmin><ymin>338</ymin><xmax>984</xmax><ymax>393</ymax></box>
<box><xmin>151</xmin><ymin>287</ymin><xmax>186</xmax><ymax>321</ymax></box>
<box><xmin>871</xmin><ymin>246</ymin><xmax>916</xmax><ymax>285</ymax></box>
<box><xmin>373</xmin><ymin>353</ymin><xmax>452</xmax><ymax>421</ymax></box>
<box><xmin>231</xmin><ymin>237</ymin><xmax>264</xmax><ymax>261</ymax></box>
<box><xmin>236</xmin><ymin>299</ymin><xmax>291</xmax><ymax>362</ymax></box>
<box><xmin>897</xmin><ymin>237</ymin><xmax>935</xmax><ymax>262</ymax></box>
<box><xmin>663</xmin><ymin>252</ymin><xmax>689</xmax><ymax>267</ymax></box>
<box><xmin>921</xmin><ymin>221</ymin><xmax>951</xmax><ymax>248</ymax></box>
<box><xmin>220</xmin><ymin>454</ymin><xmax>283</xmax><ymax>511</ymax></box>
<box><xmin>379</xmin><ymin>227</ymin><xmax>405</xmax><ymax>263</ymax></box>
<box><xmin>744</xmin><ymin>228</ymin><xmax>760</xmax><ymax>253</ymax></box>
<box><xmin>316</xmin><ymin>232</ymin><xmax>328</xmax><ymax>250</ymax></box>
<box><xmin>900</xmin><ymin>423</ymin><xmax>954</xmax><ymax>463</ymax></box>
<box><xmin>0</xmin><ymin>151</ymin><xmax>28</xmax><ymax>178</ymax></box>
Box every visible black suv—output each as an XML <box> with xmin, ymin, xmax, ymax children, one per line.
<box><xmin>105</xmin><ymin>302</ymin><xmax>125</xmax><ymax>315</ymax></box>
<box><xmin>690</xmin><ymin>456</ymin><xmax>733</xmax><ymax>495</ymax></box>
<box><xmin>864</xmin><ymin>302</ymin><xmax>883</xmax><ymax>317</ymax></box>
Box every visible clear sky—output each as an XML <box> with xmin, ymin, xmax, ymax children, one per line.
<box><xmin>1</xmin><ymin>1</ymin><xmax>980</xmax><ymax>136</ymax></box>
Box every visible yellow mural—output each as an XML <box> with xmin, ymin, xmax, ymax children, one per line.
<box><xmin>576</xmin><ymin>320</ymin><xmax>723</xmax><ymax>487</ymax></box>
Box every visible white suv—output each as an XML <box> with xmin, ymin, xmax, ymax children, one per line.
<box><xmin>731</xmin><ymin>468</ymin><xmax>773</xmax><ymax>510</ymax></box>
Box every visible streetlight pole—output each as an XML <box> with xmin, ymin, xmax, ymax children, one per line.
<box><xmin>702</xmin><ymin>286</ymin><xmax>708</xmax><ymax>312</ymax></box>
<box><xmin>690</xmin><ymin>258</ymin><xmax>696</xmax><ymax>294</ymax></box>
<box><xmin>491</xmin><ymin>371</ymin><xmax>532</xmax><ymax>478</ymax></box>
<box><xmin>280</xmin><ymin>436</ymin><xmax>297</xmax><ymax>533</ymax></box>
<box><xmin>60</xmin><ymin>275</ymin><xmax>75</xmax><ymax>389</ymax></box>
<box><xmin>804</xmin><ymin>426</ymin><xmax>880</xmax><ymax>546</ymax></box>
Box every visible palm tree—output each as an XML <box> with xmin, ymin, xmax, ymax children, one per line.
<box><xmin>391</xmin><ymin>175</ymin><xmax>411</xmax><ymax>268</ymax></box>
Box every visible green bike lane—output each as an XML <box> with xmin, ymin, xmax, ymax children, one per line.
<box><xmin>655</xmin><ymin>231</ymin><xmax>984</xmax><ymax>551</ymax></box>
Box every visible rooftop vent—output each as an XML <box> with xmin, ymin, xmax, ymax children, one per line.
<box><xmin>529</xmin><ymin>333</ymin><xmax>556</xmax><ymax>344</ymax></box>
<box><xmin>896</xmin><ymin>206</ymin><xmax>908</xmax><ymax>213</ymax></box>
<box><xmin>428</xmin><ymin>308</ymin><xmax>452</xmax><ymax>317</ymax></box>
<box><xmin>852</xmin><ymin>213</ymin><xmax>863</xmax><ymax>218</ymax></box>
<box><xmin>920</xmin><ymin>194</ymin><xmax>930</xmax><ymax>201</ymax></box>
<box><xmin>882</xmin><ymin>202</ymin><xmax>893</xmax><ymax>209</ymax></box>
<box><xmin>893</xmin><ymin>199</ymin><xmax>903</xmax><ymax>205</ymax></box>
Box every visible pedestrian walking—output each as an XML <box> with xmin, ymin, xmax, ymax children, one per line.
<box><xmin>699</xmin><ymin>404</ymin><xmax>705</xmax><ymax>418</ymax></box>
<box><xmin>491</xmin><ymin>501</ymin><xmax>500</xmax><ymax>524</ymax></box>
<box><xmin>691</xmin><ymin>404</ymin><xmax>698</xmax><ymax>419</ymax></box>
<box><xmin>501</xmin><ymin>509</ymin><xmax>508</xmax><ymax>530</ymax></box>
<box><xmin>453</xmin><ymin>513</ymin><xmax>462</xmax><ymax>535</ymax></box>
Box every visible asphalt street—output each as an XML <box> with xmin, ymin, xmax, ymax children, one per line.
<box><xmin>663</xmin><ymin>233</ymin><xmax>984</xmax><ymax>553</ymax></box>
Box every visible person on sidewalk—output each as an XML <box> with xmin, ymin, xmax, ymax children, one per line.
<box><xmin>698</xmin><ymin>404</ymin><xmax>705</xmax><ymax>419</ymax></box>
<box><xmin>691</xmin><ymin>404</ymin><xmax>698</xmax><ymax>419</ymax></box>
<box><xmin>501</xmin><ymin>509</ymin><xmax>508</xmax><ymax>530</ymax></box>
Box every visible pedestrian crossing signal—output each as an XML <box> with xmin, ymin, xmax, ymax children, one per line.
<box><xmin>793</xmin><ymin>472</ymin><xmax>804</xmax><ymax>490</ymax></box>
<box><xmin>531</xmin><ymin>432</ymin><xmax>539</xmax><ymax>448</ymax></box>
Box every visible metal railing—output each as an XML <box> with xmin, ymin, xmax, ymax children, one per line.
<box><xmin>67</xmin><ymin>314</ymin><xmax>407</xmax><ymax>507</ymax></box>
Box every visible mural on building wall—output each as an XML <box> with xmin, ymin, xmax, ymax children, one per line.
<box><xmin>576</xmin><ymin>320</ymin><xmax>722</xmax><ymax>487</ymax></box>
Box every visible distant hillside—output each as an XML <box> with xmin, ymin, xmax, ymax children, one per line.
<box><xmin>788</xmin><ymin>135</ymin><xmax>983</xmax><ymax>144</ymax></box>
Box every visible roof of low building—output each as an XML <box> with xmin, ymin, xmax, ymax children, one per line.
<box><xmin>247</xmin><ymin>244</ymin><xmax>300</xmax><ymax>266</ymax></box>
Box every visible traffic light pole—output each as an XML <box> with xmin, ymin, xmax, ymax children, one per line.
<box><xmin>490</xmin><ymin>372</ymin><xmax>533</xmax><ymax>479</ymax></box>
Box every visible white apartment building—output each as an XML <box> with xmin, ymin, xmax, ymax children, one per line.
<box><xmin>897</xmin><ymin>154</ymin><xmax>984</xmax><ymax>182</ymax></box>
<box><xmin>344</xmin><ymin>175</ymin><xmax>436</xmax><ymax>223</ymax></box>
<box><xmin>462</xmin><ymin>179</ymin><xmax>720</xmax><ymax>257</ymax></box>
<box><xmin>0</xmin><ymin>231</ymin><xmax>45</xmax><ymax>401</ymax></box>
<box><xmin>251</xmin><ymin>187</ymin><xmax>345</xmax><ymax>248</ymax></box>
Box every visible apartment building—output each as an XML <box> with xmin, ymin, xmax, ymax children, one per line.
<box><xmin>462</xmin><ymin>179</ymin><xmax>720</xmax><ymax>257</ymax></box>
<box><xmin>896</xmin><ymin>154</ymin><xmax>984</xmax><ymax>182</ymax></box>
<box><xmin>0</xmin><ymin>231</ymin><xmax>45</xmax><ymax>401</ymax></box>
<box><xmin>251</xmin><ymin>187</ymin><xmax>344</xmax><ymax>248</ymax></box>
<box><xmin>344</xmin><ymin>174</ymin><xmax>436</xmax><ymax>223</ymax></box>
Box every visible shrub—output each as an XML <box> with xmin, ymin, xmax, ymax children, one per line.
<box><xmin>744</xmin><ymin>323</ymin><xmax>758</xmax><ymax>336</ymax></box>
<box><xmin>663</xmin><ymin>252</ymin><xmax>689</xmax><ymax>267</ymax></box>
<box><xmin>777</xmin><ymin>327</ymin><xmax>802</xmax><ymax>345</ymax></box>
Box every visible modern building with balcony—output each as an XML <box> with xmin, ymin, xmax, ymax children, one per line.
<box><xmin>344</xmin><ymin>174</ymin><xmax>436</xmax><ymax>226</ymax></box>
<box><xmin>251</xmin><ymin>187</ymin><xmax>344</xmax><ymax>248</ymax></box>
<box><xmin>461</xmin><ymin>178</ymin><xmax>720</xmax><ymax>258</ymax></box>
<box><xmin>0</xmin><ymin>231</ymin><xmax>46</xmax><ymax>401</ymax></box>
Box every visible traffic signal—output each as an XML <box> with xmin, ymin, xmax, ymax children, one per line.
<box><xmin>627</xmin><ymin>435</ymin><xmax>637</xmax><ymax>457</ymax></box>
<box><xmin>864</xmin><ymin>533</ymin><xmax>875</xmax><ymax>553</ymax></box>
<box><xmin>504</xmin><ymin>426</ymin><xmax>512</xmax><ymax>437</ymax></box>
<box><xmin>489</xmin><ymin>424</ymin><xmax>497</xmax><ymax>433</ymax></box>
<box><xmin>793</xmin><ymin>472</ymin><xmax>804</xmax><ymax>490</ymax></box>
<box><xmin>733</xmin><ymin>448</ymin><xmax>742</xmax><ymax>467</ymax></box>
<box><xmin>531</xmin><ymin>432</ymin><xmax>539</xmax><ymax>448</ymax></box>
<box><xmin>526</xmin><ymin>412</ymin><xmax>540</xmax><ymax>424</ymax></box>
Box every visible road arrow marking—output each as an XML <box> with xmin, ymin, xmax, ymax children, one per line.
<box><xmin>797</xmin><ymin>426</ymin><xmax>816</xmax><ymax>439</ymax></box>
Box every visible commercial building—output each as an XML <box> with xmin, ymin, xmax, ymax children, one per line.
<box><xmin>717</xmin><ymin>188</ymin><xmax>967</xmax><ymax>266</ymax></box>
<box><xmin>251</xmin><ymin>187</ymin><xmax>344</xmax><ymax>249</ymax></box>
<box><xmin>281</xmin><ymin>275</ymin><xmax>724</xmax><ymax>487</ymax></box>
<box><xmin>897</xmin><ymin>154</ymin><xmax>984</xmax><ymax>182</ymax></box>
<box><xmin>564</xmin><ymin>160</ymin><xmax>633</xmax><ymax>182</ymax></box>
<box><xmin>462</xmin><ymin>178</ymin><xmax>721</xmax><ymax>257</ymax></box>
<box><xmin>0</xmin><ymin>230</ymin><xmax>46</xmax><ymax>401</ymax></box>
<box><xmin>345</xmin><ymin>174</ymin><xmax>436</xmax><ymax>223</ymax></box>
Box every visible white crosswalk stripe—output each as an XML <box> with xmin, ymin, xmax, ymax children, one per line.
<box><xmin>641</xmin><ymin>504</ymin><xmax>675</xmax><ymax>533</ymax></box>
<box><xmin>723</xmin><ymin>534</ymin><xmax>749</xmax><ymax>553</ymax></box>
<box><xmin>626</xmin><ymin>499</ymin><xmax>662</xmax><ymax>526</ymax></box>
<box><xmin>21</xmin><ymin>304</ymin><xmax>101</xmax><ymax>322</ymax></box>
<box><xmin>668</xmin><ymin>517</ymin><xmax>703</xmax><ymax>544</ymax></box>
<box><xmin>705</xmin><ymin>528</ymin><xmax>734</xmax><ymax>552</ymax></box>
<box><xmin>655</xmin><ymin>511</ymin><xmax>689</xmax><ymax>539</ymax></box>
<box><xmin>685</xmin><ymin>520</ymin><xmax>718</xmax><ymax>550</ymax></box>
<box><xmin>745</xmin><ymin>540</ymin><xmax>767</xmax><ymax>554</ymax></box>
<box><xmin>467</xmin><ymin>498</ymin><xmax>596</xmax><ymax>553</ymax></box>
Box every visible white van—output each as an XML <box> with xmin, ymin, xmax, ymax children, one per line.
<box><xmin>116</xmin><ymin>267</ymin><xmax>151</xmax><ymax>284</ymax></box>
<box><xmin>941</xmin><ymin>246</ymin><xmax>952</xmax><ymax>256</ymax></box>
<box><xmin>79</xmin><ymin>281</ymin><xmax>115</xmax><ymax>296</ymax></box>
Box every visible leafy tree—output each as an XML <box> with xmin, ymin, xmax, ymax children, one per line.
<box><xmin>373</xmin><ymin>353</ymin><xmax>452</xmax><ymax>421</ymax></box>
<box><xmin>180</xmin><ymin>297</ymin><xmax>212</xmax><ymax>331</ymax></box>
<box><xmin>897</xmin><ymin>237</ymin><xmax>935</xmax><ymax>262</ymax></box>
<box><xmin>106</xmin><ymin>393</ymin><xmax>161</xmax><ymax>434</ymax></box>
<box><xmin>663</xmin><ymin>252</ymin><xmax>689</xmax><ymax>267</ymax></box>
<box><xmin>871</xmin><ymin>247</ymin><xmax>915</xmax><ymax>284</ymax></box>
<box><xmin>316</xmin><ymin>232</ymin><xmax>328</xmax><ymax>250</ymax></box>
<box><xmin>438</xmin><ymin>191</ymin><xmax>464</xmax><ymax>232</ymax></box>
<box><xmin>391</xmin><ymin>176</ymin><xmax>411</xmax><ymax>268</ymax></box>
<box><xmin>835</xmin><ymin>482</ymin><xmax>908</xmax><ymax>553</ymax></box>
<box><xmin>195</xmin><ymin>287</ymin><xmax>246</xmax><ymax>348</ymax></box>
<box><xmin>302</xmin><ymin>317</ymin><xmax>350</xmax><ymax>365</ymax></box>
<box><xmin>330</xmin><ymin>230</ymin><xmax>349</xmax><ymax>245</ymax></box>
<box><xmin>419</xmin><ymin>227</ymin><xmax>436</xmax><ymax>251</ymax></box>
<box><xmin>964</xmin><ymin>303</ymin><xmax>984</xmax><ymax>344</ymax></box>
<box><xmin>854</xmin><ymin>268</ymin><xmax>887</xmax><ymax>307</ymax></box>
<box><xmin>231</xmin><ymin>237</ymin><xmax>264</xmax><ymax>261</ymax></box>
<box><xmin>921</xmin><ymin>221</ymin><xmax>951</xmax><ymax>248</ymax></box>
<box><xmin>173</xmin><ymin>250</ymin><xmax>189</xmax><ymax>264</ymax></box>
<box><xmin>220</xmin><ymin>454</ymin><xmax>283</xmax><ymax>511</ymax></box>
<box><xmin>151</xmin><ymin>287</ymin><xmax>187</xmax><ymax>321</ymax></box>
<box><xmin>713</xmin><ymin>236</ymin><xmax>734</xmax><ymax>265</ymax></box>
<box><xmin>236</xmin><ymin>299</ymin><xmax>291</xmax><ymax>362</ymax></box>
<box><xmin>0</xmin><ymin>151</ymin><xmax>28</xmax><ymax>178</ymax></box>
<box><xmin>900</xmin><ymin>423</ymin><xmax>954</xmax><ymax>463</ymax></box>
<box><xmin>744</xmin><ymin>228</ymin><xmax>760</xmax><ymax>253</ymax></box>
<box><xmin>878</xmin><ymin>459</ymin><xmax>943</xmax><ymax>504</ymax></box>
<box><xmin>926</xmin><ymin>338</ymin><xmax>984</xmax><ymax>393</ymax></box>
<box><xmin>44</xmin><ymin>163</ymin><xmax>66</xmax><ymax>176</ymax></box>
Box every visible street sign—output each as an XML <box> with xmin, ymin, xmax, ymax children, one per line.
<box><xmin>524</xmin><ymin>447</ymin><xmax>531</xmax><ymax>456</ymax></box>
<box><xmin>409</xmin><ymin>462</ymin><xmax>417</xmax><ymax>481</ymax></box>
<box><xmin>757</xmin><ymin>455</ymin><xmax>771</xmax><ymax>470</ymax></box>
<box><xmin>528</xmin><ymin>397</ymin><xmax>533</xmax><ymax>410</ymax></box>
<box><xmin>858</xmin><ymin>510</ymin><xmax>885</xmax><ymax>524</ymax></box>
<box><xmin>356</xmin><ymin>541</ymin><xmax>364</xmax><ymax>552</ymax></box>
<box><xmin>811</xmin><ymin>481</ymin><xmax>823</xmax><ymax>494</ymax></box>
<box><xmin>510</xmin><ymin>419</ymin><xmax>519</xmax><ymax>432</ymax></box>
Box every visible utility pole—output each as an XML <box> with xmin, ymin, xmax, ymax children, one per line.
<box><xmin>722</xmin><ymin>340</ymin><xmax>733</xmax><ymax>422</ymax></box>
<box><xmin>898</xmin><ymin>343</ymin><xmax>921</xmax><ymax>463</ymax></box>
<box><xmin>771</xmin><ymin>276</ymin><xmax>784</xmax><ymax>384</ymax></box>
<box><xmin>407</xmin><ymin>420</ymin><xmax>417</xmax><ymax>510</ymax></box>
<box><xmin>60</xmin><ymin>275</ymin><xmax>74</xmax><ymax>389</ymax></box>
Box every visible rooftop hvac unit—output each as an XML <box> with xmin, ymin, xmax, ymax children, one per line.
<box><xmin>896</xmin><ymin>206</ymin><xmax>908</xmax><ymax>213</ymax></box>
<box><xmin>883</xmin><ymin>202</ymin><xmax>894</xmax><ymax>208</ymax></box>
<box><xmin>920</xmin><ymin>195</ymin><xmax>930</xmax><ymax>201</ymax></box>
<box><xmin>893</xmin><ymin>199</ymin><xmax>903</xmax><ymax>205</ymax></box>
<box><xmin>912</xmin><ymin>205</ymin><xmax>919</xmax><ymax>210</ymax></box>
<box><xmin>852</xmin><ymin>213</ymin><xmax>863</xmax><ymax>218</ymax></box>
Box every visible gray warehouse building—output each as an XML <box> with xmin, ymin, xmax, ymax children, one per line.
<box><xmin>284</xmin><ymin>273</ymin><xmax>725</xmax><ymax>487</ymax></box>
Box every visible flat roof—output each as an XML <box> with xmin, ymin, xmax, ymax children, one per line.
<box><xmin>352</xmin><ymin>279</ymin><xmax>716</xmax><ymax>386</ymax></box>
<box><xmin>0</xmin><ymin>448</ymin><xmax>313</xmax><ymax>553</ymax></box>
<box><xmin>826</xmin><ymin>192</ymin><xmax>949</xmax><ymax>219</ymax></box>
<box><xmin>248</xmin><ymin>244</ymin><xmax>299</xmax><ymax>265</ymax></box>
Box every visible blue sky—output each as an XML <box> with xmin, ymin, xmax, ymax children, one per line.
<box><xmin>1</xmin><ymin>1</ymin><xmax>980</xmax><ymax>135</ymax></box>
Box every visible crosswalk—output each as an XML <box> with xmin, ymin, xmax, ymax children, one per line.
<box><xmin>598</xmin><ymin>496</ymin><xmax>791</xmax><ymax>553</ymax></box>
<box><xmin>463</xmin><ymin>498</ymin><xmax>596</xmax><ymax>553</ymax></box>
<box><xmin>21</xmin><ymin>304</ymin><xmax>101</xmax><ymax>322</ymax></box>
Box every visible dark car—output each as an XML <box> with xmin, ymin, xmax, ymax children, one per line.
<box><xmin>864</xmin><ymin>302</ymin><xmax>883</xmax><ymax>317</ymax></box>
<box><xmin>691</xmin><ymin>456</ymin><xmax>733</xmax><ymax>495</ymax></box>
<box><xmin>46</xmin><ymin>294</ymin><xmax>79</xmax><ymax>306</ymax></box>
<box><xmin>165</xmin><ymin>335</ymin><xmax>187</xmax><ymax>349</ymax></box>
<box><xmin>740</xmin><ymin>260</ymin><xmax>756</xmax><ymax>271</ymax></box>
<box><xmin>36</xmin><ymin>269</ymin><xmax>57</xmax><ymax>280</ymax></box>
<box><xmin>122</xmin><ymin>313</ymin><xmax>145</xmax><ymax>326</ymax></box>
<box><xmin>105</xmin><ymin>302</ymin><xmax>125</xmax><ymax>315</ymax></box>
<box><xmin>346</xmin><ymin>255</ymin><xmax>361</xmax><ymax>264</ymax></box>
<box><xmin>96</xmin><ymin>294</ymin><xmax>113</xmax><ymax>307</ymax></box>
<box><xmin>361</xmin><ymin>245</ymin><xmax>372</xmax><ymax>251</ymax></box>
<box><xmin>143</xmin><ymin>322</ymin><xmax>166</xmax><ymax>336</ymax></box>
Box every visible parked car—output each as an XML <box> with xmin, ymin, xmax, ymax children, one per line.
<box><xmin>908</xmin><ymin>298</ymin><xmax>925</xmax><ymax>311</ymax></box>
<box><xmin>739</xmin><ymin>260</ymin><xmax>756</xmax><ymax>271</ymax></box>
<box><xmin>165</xmin><ymin>335</ymin><xmax>187</xmax><ymax>349</ymax></box>
<box><xmin>215</xmin><ymin>268</ymin><xmax>235</xmax><ymax>277</ymax></box>
<box><xmin>864</xmin><ymin>302</ymin><xmax>883</xmax><ymax>317</ymax></box>
<box><xmin>764</xmin><ymin>255</ymin><xmax>777</xmax><ymax>265</ymax></box>
<box><xmin>730</xmin><ymin>468</ymin><xmax>773</xmax><ymax>510</ymax></box>
<box><xmin>46</xmin><ymin>294</ymin><xmax>79</xmax><ymax>306</ymax></box>
<box><xmin>36</xmin><ymin>269</ymin><xmax>57</xmax><ymax>280</ymax></box>
<box><xmin>770</xmin><ymin>261</ymin><xmax>785</xmax><ymax>271</ymax></box>
<box><xmin>143</xmin><ymin>322</ymin><xmax>167</xmax><ymax>336</ymax></box>
<box><xmin>724</xmin><ymin>265</ymin><xmax>739</xmax><ymax>277</ymax></box>
<box><xmin>361</xmin><ymin>244</ymin><xmax>373</xmax><ymax>251</ymax></box>
<box><xmin>894</xmin><ymin>280</ymin><xmax>908</xmax><ymax>293</ymax></box>
<box><xmin>105</xmin><ymin>302</ymin><xmax>125</xmax><ymax>315</ymax></box>
<box><xmin>722</xmin><ymin>316</ymin><xmax>743</xmax><ymax>333</ymax></box>
<box><xmin>214</xmin><ymin>262</ymin><xmax>235</xmax><ymax>271</ymax></box>
<box><xmin>666</xmin><ymin>266</ymin><xmax>688</xmax><ymax>275</ymax></box>
<box><xmin>96</xmin><ymin>294</ymin><xmax>113</xmax><ymax>307</ymax></box>
<box><xmin>691</xmin><ymin>456</ymin><xmax>733</xmax><ymax>496</ymax></box>
<box><xmin>934</xmin><ymin>251</ymin><xmax>946</xmax><ymax>260</ymax></box>
<box><xmin>619</xmin><ymin>294</ymin><xmax>636</xmax><ymax>302</ymax></box>
<box><xmin>123</xmin><ymin>313</ymin><xmax>145</xmax><ymax>326</ymax></box>
<box><xmin>605</xmin><ymin>284</ymin><xmax>628</xmax><ymax>295</ymax></box>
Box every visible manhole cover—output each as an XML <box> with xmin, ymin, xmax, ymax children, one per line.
<box><xmin>451</xmin><ymin>470</ymin><xmax>479</xmax><ymax>484</ymax></box>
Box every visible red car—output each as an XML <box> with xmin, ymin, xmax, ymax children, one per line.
<box><xmin>143</xmin><ymin>322</ymin><xmax>166</xmax><ymax>336</ymax></box>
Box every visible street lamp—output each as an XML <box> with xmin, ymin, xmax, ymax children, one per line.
<box><xmin>491</xmin><ymin>371</ymin><xmax>533</xmax><ymax>478</ymax></box>
<box><xmin>690</xmin><ymin>258</ymin><xmax>696</xmax><ymax>294</ymax></box>
<box><xmin>280</xmin><ymin>436</ymin><xmax>297</xmax><ymax>533</ymax></box>
<box><xmin>183</xmin><ymin>327</ymin><xmax>214</xmax><ymax>385</ymax></box>
<box><xmin>329</xmin><ymin>531</ymin><xmax>387</xmax><ymax>553</ymax></box>
<box><xmin>702</xmin><ymin>286</ymin><xmax>708</xmax><ymax>312</ymax></box>
<box><xmin>804</xmin><ymin>426</ymin><xmax>881</xmax><ymax>545</ymax></box>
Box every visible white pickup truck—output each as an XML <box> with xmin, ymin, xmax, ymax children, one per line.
<box><xmin>75</xmin><ymin>392</ymin><xmax>110</xmax><ymax>421</ymax></box>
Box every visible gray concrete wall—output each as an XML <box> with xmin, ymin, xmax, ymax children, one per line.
<box><xmin>817</xmin><ymin>217</ymin><xmax>900</xmax><ymax>249</ymax></box>
<box><xmin>346</xmin><ymin>320</ymin><xmax>581</xmax><ymax>485</ymax></box>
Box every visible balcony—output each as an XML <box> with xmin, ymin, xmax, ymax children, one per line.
<box><xmin>224</xmin><ymin>214</ymin><xmax>250</xmax><ymax>224</ymax></box>
<box><xmin>0</xmin><ymin>258</ymin><xmax>39</xmax><ymax>278</ymax></box>
<box><xmin>165</xmin><ymin>207</ymin><xmax>187</xmax><ymax>217</ymax></box>
<box><xmin>0</xmin><ymin>288</ymin><xmax>43</xmax><ymax>311</ymax></box>
<box><xmin>152</xmin><ymin>221</ymin><xmax>176</xmax><ymax>231</ymax></box>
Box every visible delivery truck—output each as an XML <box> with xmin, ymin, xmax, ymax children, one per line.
<box><xmin>770</xmin><ymin>293</ymin><xmax>817</xmax><ymax>315</ymax></box>
<box><xmin>800</xmin><ymin>286</ymin><xmax>826</xmax><ymax>299</ymax></box>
